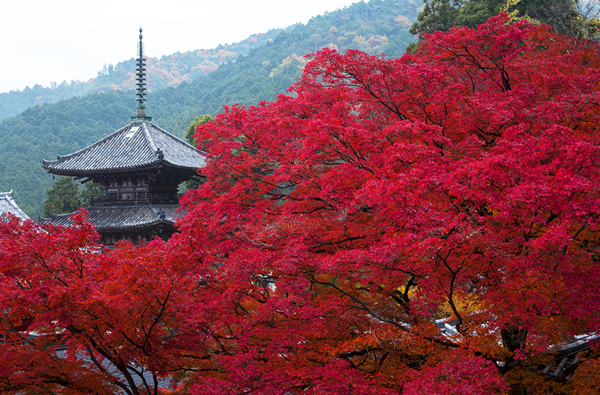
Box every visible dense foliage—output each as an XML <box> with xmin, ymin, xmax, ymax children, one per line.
<box><xmin>181</xmin><ymin>115</ymin><xmax>213</xmax><ymax>191</ymax></box>
<box><xmin>42</xmin><ymin>177</ymin><xmax>104</xmax><ymax>217</ymax></box>
<box><xmin>408</xmin><ymin>0</ymin><xmax>600</xmax><ymax>52</ymax></box>
<box><xmin>185</xmin><ymin>114</ymin><xmax>214</xmax><ymax>146</ymax></box>
<box><xmin>0</xmin><ymin>0</ymin><xmax>419</xmax><ymax>217</ymax></box>
<box><xmin>42</xmin><ymin>177</ymin><xmax>80</xmax><ymax>217</ymax></box>
<box><xmin>1</xmin><ymin>15</ymin><xmax>600</xmax><ymax>394</ymax></box>
<box><xmin>181</xmin><ymin>15</ymin><xmax>600</xmax><ymax>392</ymax></box>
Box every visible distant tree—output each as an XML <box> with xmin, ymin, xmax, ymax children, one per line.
<box><xmin>409</xmin><ymin>0</ymin><xmax>462</xmax><ymax>37</ymax></box>
<box><xmin>455</xmin><ymin>0</ymin><xmax>504</xmax><ymax>28</ymax></box>
<box><xmin>505</xmin><ymin>0</ymin><xmax>570</xmax><ymax>22</ymax></box>
<box><xmin>43</xmin><ymin>178</ymin><xmax>104</xmax><ymax>217</ymax></box>
<box><xmin>79</xmin><ymin>182</ymin><xmax>105</xmax><ymax>206</ymax></box>
<box><xmin>515</xmin><ymin>0</ymin><xmax>600</xmax><ymax>40</ymax></box>
<box><xmin>407</xmin><ymin>0</ymin><xmax>462</xmax><ymax>52</ymax></box>
<box><xmin>394</xmin><ymin>15</ymin><xmax>412</xmax><ymax>28</ymax></box>
<box><xmin>42</xmin><ymin>177</ymin><xmax>81</xmax><ymax>217</ymax></box>
<box><xmin>184</xmin><ymin>114</ymin><xmax>213</xmax><ymax>191</ymax></box>
<box><xmin>185</xmin><ymin>114</ymin><xmax>213</xmax><ymax>147</ymax></box>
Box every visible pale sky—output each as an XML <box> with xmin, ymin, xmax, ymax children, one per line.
<box><xmin>0</xmin><ymin>0</ymin><xmax>360</xmax><ymax>93</ymax></box>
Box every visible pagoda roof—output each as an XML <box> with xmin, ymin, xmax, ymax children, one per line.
<box><xmin>42</xmin><ymin>122</ymin><xmax>206</xmax><ymax>176</ymax></box>
<box><xmin>0</xmin><ymin>191</ymin><xmax>29</xmax><ymax>220</ymax></box>
<box><xmin>40</xmin><ymin>204</ymin><xmax>181</xmax><ymax>230</ymax></box>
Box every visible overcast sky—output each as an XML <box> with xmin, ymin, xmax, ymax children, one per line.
<box><xmin>0</xmin><ymin>0</ymin><xmax>360</xmax><ymax>93</ymax></box>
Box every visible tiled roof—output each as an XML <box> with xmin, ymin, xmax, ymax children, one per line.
<box><xmin>0</xmin><ymin>190</ymin><xmax>29</xmax><ymax>220</ymax></box>
<box><xmin>42</xmin><ymin>122</ymin><xmax>206</xmax><ymax>175</ymax></box>
<box><xmin>436</xmin><ymin>317</ymin><xmax>598</xmax><ymax>381</ymax></box>
<box><xmin>40</xmin><ymin>204</ymin><xmax>181</xmax><ymax>230</ymax></box>
<box><xmin>538</xmin><ymin>334</ymin><xmax>599</xmax><ymax>379</ymax></box>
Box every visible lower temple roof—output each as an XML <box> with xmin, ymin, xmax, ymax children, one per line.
<box><xmin>40</xmin><ymin>204</ymin><xmax>181</xmax><ymax>230</ymax></box>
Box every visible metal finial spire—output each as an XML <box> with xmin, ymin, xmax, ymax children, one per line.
<box><xmin>132</xmin><ymin>27</ymin><xmax>151</xmax><ymax>121</ymax></box>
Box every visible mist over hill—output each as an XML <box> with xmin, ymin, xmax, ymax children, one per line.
<box><xmin>0</xmin><ymin>30</ymin><xmax>284</xmax><ymax>123</ymax></box>
<box><xmin>0</xmin><ymin>0</ymin><xmax>419</xmax><ymax>216</ymax></box>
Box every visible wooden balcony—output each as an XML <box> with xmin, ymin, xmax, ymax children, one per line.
<box><xmin>91</xmin><ymin>192</ymin><xmax>183</xmax><ymax>206</ymax></box>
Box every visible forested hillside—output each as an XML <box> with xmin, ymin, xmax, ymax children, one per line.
<box><xmin>0</xmin><ymin>0</ymin><xmax>419</xmax><ymax>216</ymax></box>
<box><xmin>0</xmin><ymin>30</ymin><xmax>283</xmax><ymax>122</ymax></box>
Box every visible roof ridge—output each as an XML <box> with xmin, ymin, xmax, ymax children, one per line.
<box><xmin>142</xmin><ymin>122</ymin><xmax>158</xmax><ymax>153</ymax></box>
<box><xmin>0</xmin><ymin>190</ymin><xmax>14</xmax><ymax>198</ymax></box>
<box><xmin>41</xmin><ymin>205</ymin><xmax>177</xmax><ymax>230</ymax></box>
<box><xmin>0</xmin><ymin>190</ymin><xmax>28</xmax><ymax>220</ymax></box>
<box><xmin>150</xmin><ymin>122</ymin><xmax>207</xmax><ymax>155</ymax></box>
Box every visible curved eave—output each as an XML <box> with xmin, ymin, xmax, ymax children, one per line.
<box><xmin>95</xmin><ymin>219</ymin><xmax>175</xmax><ymax>231</ymax></box>
<box><xmin>0</xmin><ymin>190</ymin><xmax>29</xmax><ymax>220</ymax></box>
<box><xmin>43</xmin><ymin>160</ymin><xmax>204</xmax><ymax>177</ymax></box>
<box><xmin>41</xmin><ymin>205</ymin><xmax>178</xmax><ymax>232</ymax></box>
<box><xmin>41</xmin><ymin>217</ymin><xmax>174</xmax><ymax>231</ymax></box>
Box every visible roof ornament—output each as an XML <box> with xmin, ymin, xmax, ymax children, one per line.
<box><xmin>132</xmin><ymin>27</ymin><xmax>152</xmax><ymax>122</ymax></box>
<box><xmin>155</xmin><ymin>148</ymin><xmax>164</xmax><ymax>160</ymax></box>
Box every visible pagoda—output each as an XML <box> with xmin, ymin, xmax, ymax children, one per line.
<box><xmin>41</xmin><ymin>28</ymin><xmax>206</xmax><ymax>246</ymax></box>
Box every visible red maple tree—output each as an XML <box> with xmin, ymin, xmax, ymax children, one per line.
<box><xmin>0</xmin><ymin>213</ymin><xmax>210</xmax><ymax>394</ymax></box>
<box><xmin>1</xmin><ymin>14</ymin><xmax>600</xmax><ymax>394</ymax></box>
<box><xmin>179</xmin><ymin>14</ymin><xmax>600</xmax><ymax>393</ymax></box>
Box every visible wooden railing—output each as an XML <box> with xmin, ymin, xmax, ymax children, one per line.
<box><xmin>91</xmin><ymin>193</ymin><xmax>183</xmax><ymax>206</ymax></box>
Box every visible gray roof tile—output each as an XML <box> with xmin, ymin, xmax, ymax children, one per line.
<box><xmin>43</xmin><ymin>122</ymin><xmax>206</xmax><ymax>175</ymax></box>
<box><xmin>0</xmin><ymin>191</ymin><xmax>29</xmax><ymax>220</ymax></box>
<box><xmin>40</xmin><ymin>205</ymin><xmax>181</xmax><ymax>230</ymax></box>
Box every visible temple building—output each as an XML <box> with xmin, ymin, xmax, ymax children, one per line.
<box><xmin>41</xmin><ymin>29</ymin><xmax>205</xmax><ymax>246</ymax></box>
<box><xmin>0</xmin><ymin>191</ymin><xmax>29</xmax><ymax>221</ymax></box>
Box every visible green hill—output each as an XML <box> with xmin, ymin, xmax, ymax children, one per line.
<box><xmin>0</xmin><ymin>0</ymin><xmax>419</xmax><ymax>217</ymax></box>
<box><xmin>0</xmin><ymin>30</ymin><xmax>283</xmax><ymax>123</ymax></box>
